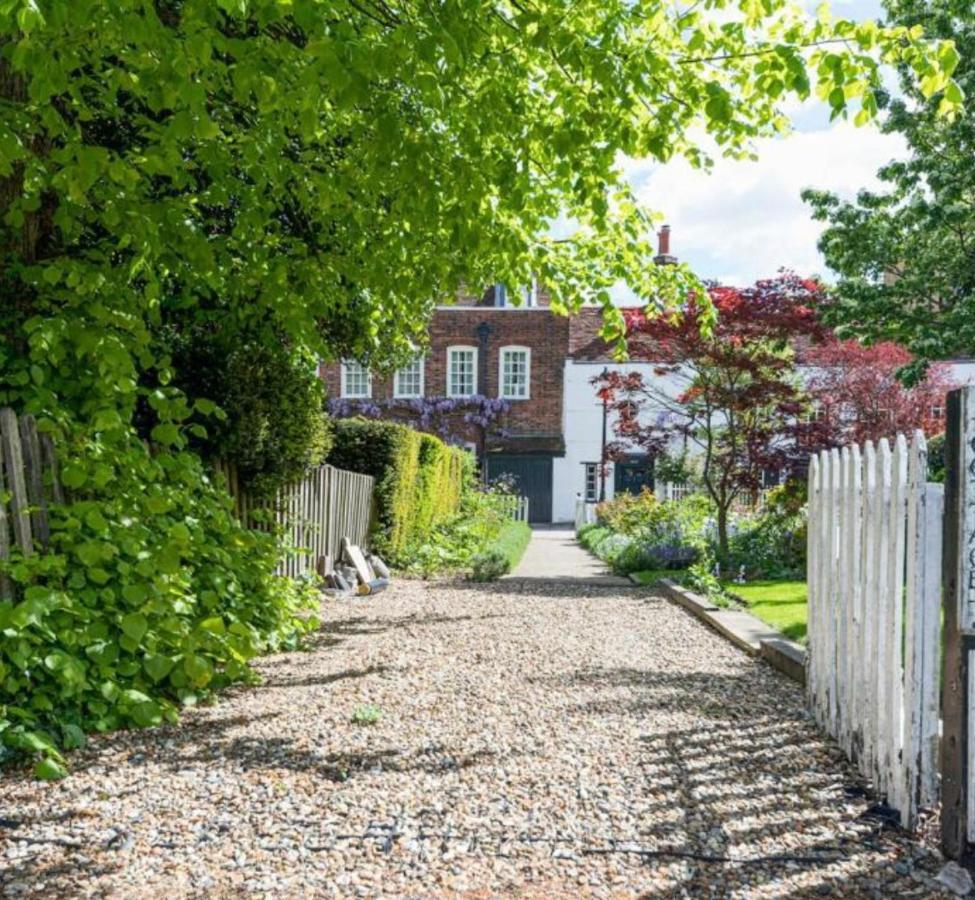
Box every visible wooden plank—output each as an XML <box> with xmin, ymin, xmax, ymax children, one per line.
<box><xmin>887</xmin><ymin>433</ymin><xmax>908</xmax><ymax>817</ymax></box>
<box><xmin>860</xmin><ymin>441</ymin><xmax>878</xmax><ymax>786</ymax></box>
<box><xmin>0</xmin><ymin>421</ymin><xmax>13</xmax><ymax>600</ymax></box>
<box><xmin>904</xmin><ymin>432</ymin><xmax>940</xmax><ymax>826</ymax></box>
<box><xmin>848</xmin><ymin>443</ymin><xmax>863</xmax><ymax>764</ymax></box>
<box><xmin>0</xmin><ymin>408</ymin><xmax>33</xmax><ymax>555</ymax></box>
<box><xmin>873</xmin><ymin>438</ymin><xmax>892</xmax><ymax>797</ymax></box>
<box><xmin>945</xmin><ymin>386</ymin><xmax>975</xmax><ymax>855</ymax></box>
<box><xmin>806</xmin><ymin>455</ymin><xmax>820</xmax><ymax>712</ymax></box>
<box><xmin>39</xmin><ymin>433</ymin><xmax>64</xmax><ymax>504</ymax></box>
<box><xmin>343</xmin><ymin>537</ymin><xmax>374</xmax><ymax>585</ymax></box>
<box><xmin>19</xmin><ymin>414</ymin><xmax>49</xmax><ymax>548</ymax></box>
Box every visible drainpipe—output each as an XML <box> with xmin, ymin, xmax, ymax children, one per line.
<box><xmin>599</xmin><ymin>365</ymin><xmax>609</xmax><ymax>502</ymax></box>
<box><xmin>475</xmin><ymin>321</ymin><xmax>492</xmax><ymax>481</ymax></box>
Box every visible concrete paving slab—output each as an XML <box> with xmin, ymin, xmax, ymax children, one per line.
<box><xmin>506</xmin><ymin>527</ymin><xmax>633</xmax><ymax>586</ymax></box>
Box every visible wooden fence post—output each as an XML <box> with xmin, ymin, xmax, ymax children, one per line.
<box><xmin>942</xmin><ymin>386</ymin><xmax>975</xmax><ymax>860</ymax></box>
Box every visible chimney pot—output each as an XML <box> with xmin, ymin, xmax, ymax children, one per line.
<box><xmin>658</xmin><ymin>225</ymin><xmax>670</xmax><ymax>256</ymax></box>
<box><xmin>654</xmin><ymin>224</ymin><xmax>676</xmax><ymax>265</ymax></box>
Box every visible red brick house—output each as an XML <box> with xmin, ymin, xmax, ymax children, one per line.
<box><xmin>320</xmin><ymin>282</ymin><xmax>571</xmax><ymax>521</ymax></box>
<box><xmin>321</xmin><ymin>228</ymin><xmax>677</xmax><ymax>522</ymax></box>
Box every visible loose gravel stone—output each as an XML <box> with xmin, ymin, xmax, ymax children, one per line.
<box><xmin>0</xmin><ymin>578</ymin><xmax>957</xmax><ymax>897</ymax></box>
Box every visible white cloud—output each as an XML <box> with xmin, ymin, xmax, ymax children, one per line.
<box><xmin>627</xmin><ymin>120</ymin><xmax>906</xmax><ymax>285</ymax></box>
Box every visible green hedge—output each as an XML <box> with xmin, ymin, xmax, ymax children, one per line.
<box><xmin>328</xmin><ymin>419</ymin><xmax>471</xmax><ymax>561</ymax></box>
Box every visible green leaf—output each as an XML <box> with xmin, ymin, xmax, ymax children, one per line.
<box><xmin>120</xmin><ymin>613</ymin><xmax>148</xmax><ymax>644</ymax></box>
<box><xmin>143</xmin><ymin>654</ymin><xmax>175</xmax><ymax>683</ymax></box>
<box><xmin>34</xmin><ymin>757</ymin><xmax>68</xmax><ymax>781</ymax></box>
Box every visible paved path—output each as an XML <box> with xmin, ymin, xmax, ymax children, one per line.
<box><xmin>1</xmin><ymin>537</ymin><xmax>949</xmax><ymax>897</ymax></box>
<box><xmin>507</xmin><ymin>525</ymin><xmax>632</xmax><ymax>586</ymax></box>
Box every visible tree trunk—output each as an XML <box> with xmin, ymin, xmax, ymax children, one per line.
<box><xmin>717</xmin><ymin>503</ymin><xmax>729</xmax><ymax>559</ymax></box>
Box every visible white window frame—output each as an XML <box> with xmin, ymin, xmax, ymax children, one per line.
<box><xmin>340</xmin><ymin>359</ymin><xmax>371</xmax><ymax>399</ymax></box>
<box><xmin>447</xmin><ymin>345</ymin><xmax>478</xmax><ymax>398</ymax></box>
<box><xmin>494</xmin><ymin>283</ymin><xmax>507</xmax><ymax>307</ymax></box>
<box><xmin>393</xmin><ymin>355</ymin><xmax>425</xmax><ymax>399</ymax></box>
<box><xmin>499</xmin><ymin>345</ymin><xmax>531</xmax><ymax>400</ymax></box>
<box><xmin>522</xmin><ymin>277</ymin><xmax>539</xmax><ymax>307</ymax></box>
<box><xmin>583</xmin><ymin>462</ymin><xmax>599</xmax><ymax>502</ymax></box>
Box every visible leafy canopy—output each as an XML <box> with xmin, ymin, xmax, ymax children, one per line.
<box><xmin>0</xmin><ymin>0</ymin><xmax>962</xmax><ymax>391</ymax></box>
<box><xmin>804</xmin><ymin>0</ymin><xmax>972</xmax><ymax>373</ymax></box>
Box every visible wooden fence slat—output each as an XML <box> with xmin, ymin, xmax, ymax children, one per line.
<box><xmin>808</xmin><ymin>431</ymin><xmax>937</xmax><ymax>832</ymax></box>
<box><xmin>0</xmin><ymin>422</ymin><xmax>12</xmax><ymax>600</ymax></box>
<box><xmin>19</xmin><ymin>415</ymin><xmax>49</xmax><ymax>548</ymax></box>
<box><xmin>0</xmin><ymin>407</ymin><xmax>33</xmax><ymax>556</ymax></box>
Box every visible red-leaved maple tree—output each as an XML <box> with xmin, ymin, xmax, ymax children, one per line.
<box><xmin>594</xmin><ymin>274</ymin><xmax>828</xmax><ymax>554</ymax></box>
<box><xmin>801</xmin><ymin>340</ymin><xmax>953</xmax><ymax>446</ymax></box>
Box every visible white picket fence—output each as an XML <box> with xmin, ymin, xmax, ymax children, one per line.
<box><xmin>807</xmin><ymin>432</ymin><xmax>943</xmax><ymax>829</ymax></box>
<box><xmin>496</xmin><ymin>494</ymin><xmax>530</xmax><ymax>522</ymax></box>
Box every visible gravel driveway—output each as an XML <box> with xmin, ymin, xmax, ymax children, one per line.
<box><xmin>1</xmin><ymin>577</ymin><xmax>951</xmax><ymax>898</ymax></box>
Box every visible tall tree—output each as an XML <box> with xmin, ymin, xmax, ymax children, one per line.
<box><xmin>0</xmin><ymin>1</ymin><xmax>962</xmax><ymax>436</ymax></box>
<box><xmin>802</xmin><ymin>339</ymin><xmax>954</xmax><ymax>444</ymax></box>
<box><xmin>804</xmin><ymin>0</ymin><xmax>973</xmax><ymax>374</ymax></box>
<box><xmin>595</xmin><ymin>275</ymin><xmax>826</xmax><ymax>554</ymax></box>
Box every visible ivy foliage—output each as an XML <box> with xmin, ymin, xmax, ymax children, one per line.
<box><xmin>0</xmin><ymin>435</ymin><xmax>320</xmax><ymax>779</ymax></box>
<box><xmin>328</xmin><ymin>419</ymin><xmax>471</xmax><ymax>562</ymax></box>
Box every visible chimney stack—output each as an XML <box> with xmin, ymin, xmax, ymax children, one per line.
<box><xmin>654</xmin><ymin>224</ymin><xmax>676</xmax><ymax>266</ymax></box>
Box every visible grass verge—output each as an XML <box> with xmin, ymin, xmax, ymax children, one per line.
<box><xmin>722</xmin><ymin>580</ymin><xmax>807</xmax><ymax>642</ymax></box>
<box><xmin>469</xmin><ymin>521</ymin><xmax>532</xmax><ymax>581</ymax></box>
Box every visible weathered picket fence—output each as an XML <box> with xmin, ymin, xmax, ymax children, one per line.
<box><xmin>0</xmin><ymin>405</ymin><xmax>374</xmax><ymax>588</ymax></box>
<box><xmin>807</xmin><ymin>432</ymin><xmax>942</xmax><ymax>830</ymax></box>
<box><xmin>214</xmin><ymin>462</ymin><xmax>374</xmax><ymax>578</ymax></box>
<box><xmin>495</xmin><ymin>494</ymin><xmax>529</xmax><ymax>522</ymax></box>
<box><xmin>0</xmin><ymin>408</ymin><xmax>62</xmax><ymax>598</ymax></box>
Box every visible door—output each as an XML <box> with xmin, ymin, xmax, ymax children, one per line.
<box><xmin>485</xmin><ymin>454</ymin><xmax>553</xmax><ymax>523</ymax></box>
<box><xmin>614</xmin><ymin>456</ymin><xmax>654</xmax><ymax>496</ymax></box>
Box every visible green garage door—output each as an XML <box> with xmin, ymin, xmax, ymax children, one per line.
<box><xmin>485</xmin><ymin>454</ymin><xmax>553</xmax><ymax>523</ymax></box>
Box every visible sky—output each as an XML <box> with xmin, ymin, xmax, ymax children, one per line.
<box><xmin>624</xmin><ymin>0</ymin><xmax>904</xmax><ymax>288</ymax></box>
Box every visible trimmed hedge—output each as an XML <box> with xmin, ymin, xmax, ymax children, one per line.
<box><xmin>328</xmin><ymin>419</ymin><xmax>471</xmax><ymax>561</ymax></box>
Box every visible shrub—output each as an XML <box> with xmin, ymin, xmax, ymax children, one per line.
<box><xmin>165</xmin><ymin>330</ymin><xmax>332</xmax><ymax>498</ymax></box>
<box><xmin>0</xmin><ymin>438</ymin><xmax>319</xmax><ymax>778</ymax></box>
<box><xmin>587</xmin><ymin>491</ymin><xmax>711</xmax><ymax>573</ymax></box>
<box><xmin>328</xmin><ymin>418</ymin><xmax>471</xmax><ymax>563</ymax></box>
<box><xmin>469</xmin><ymin>550</ymin><xmax>509</xmax><ymax>582</ymax></box>
<box><xmin>469</xmin><ymin>520</ymin><xmax>531</xmax><ymax>581</ymax></box>
<box><xmin>722</xmin><ymin>482</ymin><xmax>808</xmax><ymax>579</ymax></box>
<box><xmin>928</xmin><ymin>432</ymin><xmax>945</xmax><ymax>483</ymax></box>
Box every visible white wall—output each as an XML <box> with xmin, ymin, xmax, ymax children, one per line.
<box><xmin>552</xmin><ymin>361</ymin><xmax>685</xmax><ymax>522</ymax></box>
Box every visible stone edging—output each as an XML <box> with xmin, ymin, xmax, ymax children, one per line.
<box><xmin>650</xmin><ymin>578</ymin><xmax>807</xmax><ymax>685</ymax></box>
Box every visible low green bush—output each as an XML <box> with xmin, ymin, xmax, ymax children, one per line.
<box><xmin>582</xmin><ymin>492</ymin><xmax>711</xmax><ymax>574</ymax></box>
<box><xmin>470</xmin><ymin>520</ymin><xmax>531</xmax><ymax>581</ymax></box>
<box><xmin>0</xmin><ymin>438</ymin><xmax>319</xmax><ymax>779</ymax></box>
<box><xmin>722</xmin><ymin>482</ymin><xmax>807</xmax><ymax>579</ymax></box>
<box><xmin>328</xmin><ymin>419</ymin><xmax>471</xmax><ymax>563</ymax></box>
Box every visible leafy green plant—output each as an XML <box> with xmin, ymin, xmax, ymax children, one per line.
<box><xmin>351</xmin><ymin>704</ymin><xmax>382</xmax><ymax>726</ymax></box>
<box><xmin>468</xmin><ymin>520</ymin><xmax>531</xmax><ymax>581</ymax></box>
<box><xmin>0</xmin><ymin>439</ymin><xmax>320</xmax><ymax>776</ymax></box>
<box><xmin>469</xmin><ymin>550</ymin><xmax>509</xmax><ymax>582</ymax></box>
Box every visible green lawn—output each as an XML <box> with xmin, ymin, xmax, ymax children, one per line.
<box><xmin>723</xmin><ymin>580</ymin><xmax>808</xmax><ymax>643</ymax></box>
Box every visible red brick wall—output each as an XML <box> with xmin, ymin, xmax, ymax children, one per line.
<box><xmin>321</xmin><ymin>307</ymin><xmax>568</xmax><ymax>449</ymax></box>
